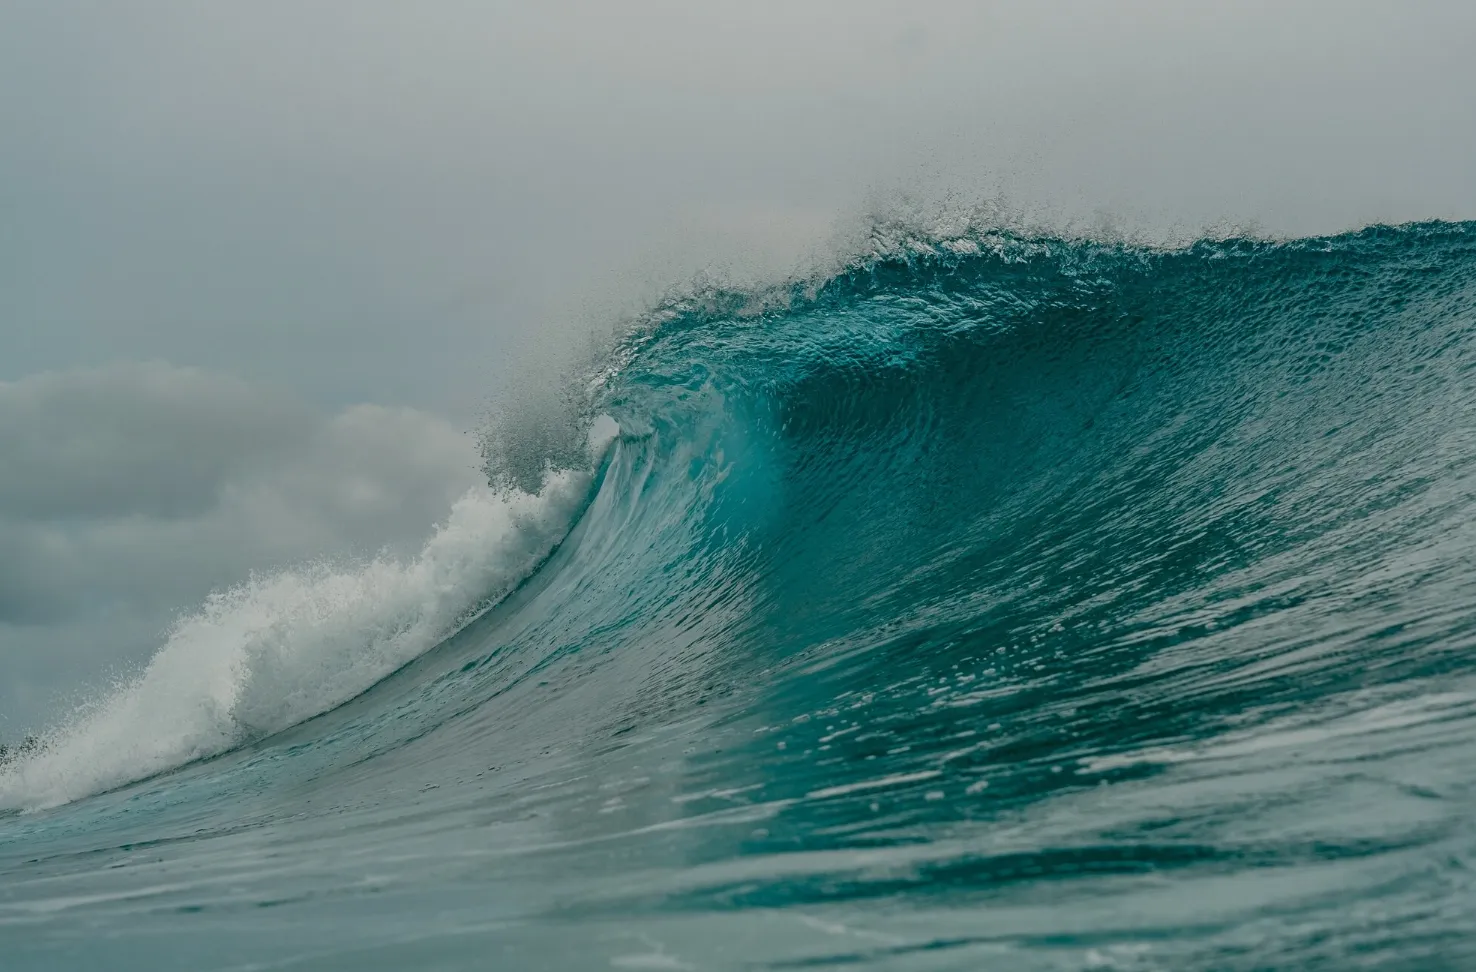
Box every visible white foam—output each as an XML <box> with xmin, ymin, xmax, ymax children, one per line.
<box><xmin>0</xmin><ymin>466</ymin><xmax>597</xmax><ymax>811</ymax></box>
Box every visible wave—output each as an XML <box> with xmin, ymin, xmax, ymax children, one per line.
<box><xmin>10</xmin><ymin>219</ymin><xmax>1476</xmax><ymax>802</ymax></box>
<box><xmin>4</xmin><ymin>218</ymin><xmax>1476</xmax><ymax>967</ymax></box>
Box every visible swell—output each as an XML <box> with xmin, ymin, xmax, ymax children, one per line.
<box><xmin>5</xmin><ymin>220</ymin><xmax>1476</xmax><ymax>825</ymax></box>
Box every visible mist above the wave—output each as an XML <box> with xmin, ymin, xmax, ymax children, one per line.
<box><xmin>4</xmin><ymin>2</ymin><xmax>1473</xmax><ymax>419</ymax></box>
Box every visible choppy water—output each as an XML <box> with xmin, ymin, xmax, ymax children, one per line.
<box><xmin>5</xmin><ymin>222</ymin><xmax>1476</xmax><ymax>970</ymax></box>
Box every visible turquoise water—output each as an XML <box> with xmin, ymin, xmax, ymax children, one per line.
<box><xmin>5</xmin><ymin>222</ymin><xmax>1476</xmax><ymax>969</ymax></box>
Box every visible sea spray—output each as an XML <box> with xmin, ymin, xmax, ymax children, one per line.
<box><xmin>0</xmin><ymin>452</ymin><xmax>611</xmax><ymax>810</ymax></box>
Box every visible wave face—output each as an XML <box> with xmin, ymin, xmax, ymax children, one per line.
<box><xmin>5</xmin><ymin>222</ymin><xmax>1476</xmax><ymax>970</ymax></box>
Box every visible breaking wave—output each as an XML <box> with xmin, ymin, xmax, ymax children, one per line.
<box><xmin>4</xmin><ymin>220</ymin><xmax>1476</xmax><ymax>970</ymax></box>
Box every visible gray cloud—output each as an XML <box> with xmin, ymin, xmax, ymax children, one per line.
<box><xmin>0</xmin><ymin>363</ymin><xmax>307</xmax><ymax>520</ymax></box>
<box><xmin>0</xmin><ymin>363</ymin><xmax>483</xmax><ymax>728</ymax></box>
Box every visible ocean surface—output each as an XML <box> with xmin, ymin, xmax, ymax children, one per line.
<box><xmin>4</xmin><ymin>221</ymin><xmax>1476</xmax><ymax>970</ymax></box>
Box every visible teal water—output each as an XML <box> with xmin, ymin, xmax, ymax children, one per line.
<box><xmin>4</xmin><ymin>223</ymin><xmax>1476</xmax><ymax>969</ymax></box>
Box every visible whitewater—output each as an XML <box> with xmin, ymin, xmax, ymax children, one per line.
<box><xmin>4</xmin><ymin>221</ymin><xmax>1476</xmax><ymax>970</ymax></box>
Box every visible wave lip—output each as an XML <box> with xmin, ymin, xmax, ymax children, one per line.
<box><xmin>0</xmin><ymin>466</ymin><xmax>598</xmax><ymax>812</ymax></box>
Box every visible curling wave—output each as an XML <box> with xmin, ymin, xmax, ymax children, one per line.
<box><xmin>4</xmin><ymin>220</ymin><xmax>1476</xmax><ymax>970</ymax></box>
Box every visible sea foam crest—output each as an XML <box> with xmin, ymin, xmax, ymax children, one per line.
<box><xmin>0</xmin><ymin>464</ymin><xmax>598</xmax><ymax>811</ymax></box>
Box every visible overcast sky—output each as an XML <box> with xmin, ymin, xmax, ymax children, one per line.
<box><xmin>3</xmin><ymin>1</ymin><xmax>1475</xmax><ymax>730</ymax></box>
